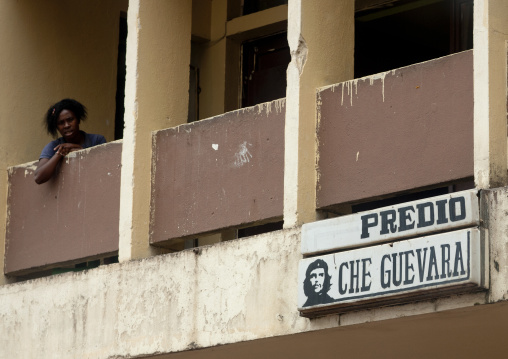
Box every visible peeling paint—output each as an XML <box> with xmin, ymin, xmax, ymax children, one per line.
<box><xmin>291</xmin><ymin>35</ymin><xmax>307</xmax><ymax>76</ymax></box>
<box><xmin>257</xmin><ymin>98</ymin><xmax>286</xmax><ymax>116</ymax></box>
<box><xmin>158</xmin><ymin>99</ymin><xmax>285</xmax><ymax>141</ymax></box>
<box><xmin>274</xmin><ymin>98</ymin><xmax>286</xmax><ymax>113</ymax></box>
<box><xmin>320</xmin><ymin>69</ymin><xmax>390</xmax><ymax>106</ymax></box>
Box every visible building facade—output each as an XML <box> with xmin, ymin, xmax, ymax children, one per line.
<box><xmin>1</xmin><ymin>0</ymin><xmax>508</xmax><ymax>357</ymax></box>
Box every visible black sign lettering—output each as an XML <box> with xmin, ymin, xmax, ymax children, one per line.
<box><xmin>349</xmin><ymin>260</ymin><xmax>361</xmax><ymax>294</ymax></box>
<box><xmin>453</xmin><ymin>241</ymin><xmax>466</xmax><ymax>276</ymax></box>
<box><xmin>391</xmin><ymin>252</ymin><xmax>403</xmax><ymax>286</ymax></box>
<box><xmin>440</xmin><ymin>244</ymin><xmax>451</xmax><ymax>279</ymax></box>
<box><xmin>416</xmin><ymin>202</ymin><xmax>434</xmax><ymax>228</ymax></box>
<box><xmin>361</xmin><ymin>258</ymin><xmax>372</xmax><ymax>292</ymax></box>
<box><xmin>427</xmin><ymin>247</ymin><xmax>439</xmax><ymax>281</ymax></box>
<box><xmin>449</xmin><ymin>197</ymin><xmax>466</xmax><ymax>222</ymax></box>
<box><xmin>398</xmin><ymin>206</ymin><xmax>415</xmax><ymax>232</ymax></box>
<box><xmin>435</xmin><ymin>199</ymin><xmax>448</xmax><ymax>224</ymax></box>
<box><xmin>381</xmin><ymin>254</ymin><xmax>391</xmax><ymax>289</ymax></box>
<box><xmin>403</xmin><ymin>250</ymin><xmax>415</xmax><ymax>285</ymax></box>
<box><xmin>361</xmin><ymin>213</ymin><xmax>378</xmax><ymax>239</ymax></box>
<box><xmin>416</xmin><ymin>248</ymin><xmax>428</xmax><ymax>282</ymax></box>
<box><xmin>380</xmin><ymin>210</ymin><xmax>397</xmax><ymax>235</ymax></box>
<box><xmin>338</xmin><ymin>262</ymin><xmax>348</xmax><ymax>295</ymax></box>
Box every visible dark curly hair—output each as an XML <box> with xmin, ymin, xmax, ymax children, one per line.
<box><xmin>45</xmin><ymin>99</ymin><xmax>87</xmax><ymax>137</ymax></box>
<box><xmin>303</xmin><ymin>259</ymin><xmax>332</xmax><ymax>297</ymax></box>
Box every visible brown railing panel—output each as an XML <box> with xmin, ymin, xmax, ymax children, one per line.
<box><xmin>151</xmin><ymin>100</ymin><xmax>285</xmax><ymax>244</ymax></box>
<box><xmin>317</xmin><ymin>50</ymin><xmax>474</xmax><ymax>208</ymax></box>
<box><xmin>5</xmin><ymin>142</ymin><xmax>121</xmax><ymax>275</ymax></box>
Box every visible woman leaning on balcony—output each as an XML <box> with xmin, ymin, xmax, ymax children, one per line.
<box><xmin>34</xmin><ymin>99</ymin><xmax>106</xmax><ymax>184</ymax></box>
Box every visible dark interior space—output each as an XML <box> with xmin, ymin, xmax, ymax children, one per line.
<box><xmin>351</xmin><ymin>180</ymin><xmax>475</xmax><ymax>213</ymax></box>
<box><xmin>114</xmin><ymin>13</ymin><xmax>127</xmax><ymax>140</ymax></box>
<box><xmin>238</xmin><ymin>220</ymin><xmax>284</xmax><ymax>238</ymax></box>
<box><xmin>242</xmin><ymin>32</ymin><xmax>290</xmax><ymax>108</ymax></box>
<box><xmin>355</xmin><ymin>0</ymin><xmax>473</xmax><ymax>78</ymax></box>
<box><xmin>243</xmin><ymin>0</ymin><xmax>288</xmax><ymax>16</ymax></box>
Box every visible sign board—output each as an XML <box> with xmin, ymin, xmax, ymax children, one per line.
<box><xmin>302</xmin><ymin>190</ymin><xmax>479</xmax><ymax>255</ymax></box>
<box><xmin>298</xmin><ymin>228</ymin><xmax>486</xmax><ymax>318</ymax></box>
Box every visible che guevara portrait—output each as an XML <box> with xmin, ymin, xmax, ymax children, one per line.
<box><xmin>303</xmin><ymin>259</ymin><xmax>335</xmax><ymax>307</ymax></box>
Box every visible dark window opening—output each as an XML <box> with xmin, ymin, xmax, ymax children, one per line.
<box><xmin>450</xmin><ymin>0</ymin><xmax>474</xmax><ymax>53</ymax></box>
<box><xmin>243</xmin><ymin>0</ymin><xmax>288</xmax><ymax>16</ymax></box>
<box><xmin>188</xmin><ymin>65</ymin><xmax>200</xmax><ymax>123</ymax></box>
<box><xmin>351</xmin><ymin>180</ymin><xmax>475</xmax><ymax>213</ymax></box>
<box><xmin>237</xmin><ymin>220</ymin><xmax>284</xmax><ymax>238</ymax></box>
<box><xmin>114</xmin><ymin>13</ymin><xmax>127</xmax><ymax>140</ymax></box>
<box><xmin>181</xmin><ymin>221</ymin><xmax>284</xmax><ymax>250</ymax></box>
<box><xmin>242</xmin><ymin>32</ymin><xmax>290</xmax><ymax>108</ymax></box>
<box><xmin>188</xmin><ymin>41</ymin><xmax>203</xmax><ymax>123</ymax></box>
<box><xmin>14</xmin><ymin>255</ymin><xmax>119</xmax><ymax>282</ymax></box>
<box><xmin>354</xmin><ymin>0</ymin><xmax>473</xmax><ymax>78</ymax></box>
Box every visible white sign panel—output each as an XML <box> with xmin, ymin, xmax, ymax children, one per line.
<box><xmin>298</xmin><ymin>228</ymin><xmax>486</xmax><ymax>317</ymax></box>
<box><xmin>302</xmin><ymin>190</ymin><xmax>479</xmax><ymax>255</ymax></box>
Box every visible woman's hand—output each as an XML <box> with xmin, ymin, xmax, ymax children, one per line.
<box><xmin>34</xmin><ymin>143</ymin><xmax>83</xmax><ymax>184</ymax></box>
<box><xmin>53</xmin><ymin>143</ymin><xmax>82</xmax><ymax>156</ymax></box>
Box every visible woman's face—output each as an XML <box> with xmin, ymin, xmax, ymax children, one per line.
<box><xmin>56</xmin><ymin>110</ymin><xmax>80</xmax><ymax>141</ymax></box>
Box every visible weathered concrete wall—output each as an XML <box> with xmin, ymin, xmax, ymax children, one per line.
<box><xmin>481</xmin><ymin>187</ymin><xmax>508</xmax><ymax>302</ymax></box>
<box><xmin>5</xmin><ymin>142</ymin><xmax>122</xmax><ymax>275</ymax></box>
<box><xmin>317</xmin><ymin>50</ymin><xmax>474</xmax><ymax>208</ymax></box>
<box><xmin>151</xmin><ymin>100</ymin><xmax>285</xmax><ymax>244</ymax></box>
<box><xmin>6</xmin><ymin>179</ymin><xmax>508</xmax><ymax>359</ymax></box>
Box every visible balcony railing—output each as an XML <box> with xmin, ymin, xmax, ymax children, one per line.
<box><xmin>150</xmin><ymin>99</ymin><xmax>285</xmax><ymax>245</ymax></box>
<box><xmin>4</xmin><ymin>141</ymin><xmax>122</xmax><ymax>276</ymax></box>
<box><xmin>4</xmin><ymin>52</ymin><xmax>473</xmax><ymax>274</ymax></box>
<box><xmin>316</xmin><ymin>50</ymin><xmax>474</xmax><ymax>209</ymax></box>
<box><xmin>5</xmin><ymin>99</ymin><xmax>286</xmax><ymax>275</ymax></box>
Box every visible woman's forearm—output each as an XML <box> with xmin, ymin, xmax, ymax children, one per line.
<box><xmin>34</xmin><ymin>154</ymin><xmax>62</xmax><ymax>184</ymax></box>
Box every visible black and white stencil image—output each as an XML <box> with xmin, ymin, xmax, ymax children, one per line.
<box><xmin>302</xmin><ymin>259</ymin><xmax>335</xmax><ymax>307</ymax></box>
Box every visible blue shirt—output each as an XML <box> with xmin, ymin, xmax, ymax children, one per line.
<box><xmin>39</xmin><ymin>131</ymin><xmax>106</xmax><ymax>159</ymax></box>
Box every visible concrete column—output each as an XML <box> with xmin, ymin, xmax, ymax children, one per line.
<box><xmin>119</xmin><ymin>0</ymin><xmax>192</xmax><ymax>261</ymax></box>
<box><xmin>284</xmin><ymin>0</ymin><xmax>354</xmax><ymax>228</ymax></box>
<box><xmin>473</xmin><ymin>0</ymin><xmax>508</xmax><ymax>188</ymax></box>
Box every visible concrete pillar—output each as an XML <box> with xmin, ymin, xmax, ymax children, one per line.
<box><xmin>473</xmin><ymin>0</ymin><xmax>508</xmax><ymax>188</ymax></box>
<box><xmin>119</xmin><ymin>0</ymin><xmax>192</xmax><ymax>261</ymax></box>
<box><xmin>284</xmin><ymin>0</ymin><xmax>354</xmax><ymax>228</ymax></box>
